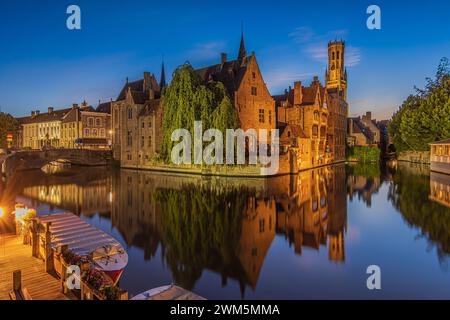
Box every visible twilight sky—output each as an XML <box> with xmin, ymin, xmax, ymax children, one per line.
<box><xmin>0</xmin><ymin>0</ymin><xmax>449</xmax><ymax>119</ymax></box>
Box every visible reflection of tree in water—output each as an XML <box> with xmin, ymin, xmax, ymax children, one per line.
<box><xmin>154</xmin><ymin>185</ymin><xmax>254</xmax><ymax>290</ymax></box>
<box><xmin>388</xmin><ymin>165</ymin><xmax>450</xmax><ymax>270</ymax></box>
<box><xmin>346</xmin><ymin>164</ymin><xmax>382</xmax><ymax>207</ymax></box>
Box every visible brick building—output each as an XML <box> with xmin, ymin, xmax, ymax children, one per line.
<box><xmin>195</xmin><ymin>34</ymin><xmax>275</xmax><ymax>144</ymax></box>
<box><xmin>112</xmin><ymin>34</ymin><xmax>276</xmax><ymax>168</ymax></box>
<box><xmin>274</xmin><ymin>40</ymin><xmax>348</xmax><ymax>171</ymax></box>
<box><xmin>111</xmin><ymin>70</ymin><xmax>164</xmax><ymax>167</ymax></box>
<box><xmin>275</xmin><ymin>78</ymin><xmax>330</xmax><ymax>169</ymax></box>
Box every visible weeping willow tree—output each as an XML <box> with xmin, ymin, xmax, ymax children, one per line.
<box><xmin>161</xmin><ymin>64</ymin><xmax>239</xmax><ymax>162</ymax></box>
<box><xmin>154</xmin><ymin>185</ymin><xmax>253</xmax><ymax>289</ymax></box>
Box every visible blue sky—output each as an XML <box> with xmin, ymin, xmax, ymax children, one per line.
<box><xmin>0</xmin><ymin>0</ymin><xmax>449</xmax><ymax>119</ymax></box>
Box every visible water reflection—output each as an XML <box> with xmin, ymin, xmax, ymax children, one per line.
<box><xmin>1</xmin><ymin>162</ymin><xmax>450</xmax><ymax>298</ymax></box>
<box><xmin>109</xmin><ymin>166</ymin><xmax>347</xmax><ymax>292</ymax></box>
<box><xmin>387</xmin><ymin>163</ymin><xmax>450</xmax><ymax>268</ymax></box>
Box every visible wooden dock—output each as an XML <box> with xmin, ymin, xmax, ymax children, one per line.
<box><xmin>0</xmin><ymin>234</ymin><xmax>68</xmax><ymax>300</ymax></box>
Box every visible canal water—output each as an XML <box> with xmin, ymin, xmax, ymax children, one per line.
<box><xmin>1</xmin><ymin>162</ymin><xmax>449</xmax><ymax>299</ymax></box>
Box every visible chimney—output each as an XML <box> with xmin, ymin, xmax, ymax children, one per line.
<box><xmin>312</xmin><ymin>76</ymin><xmax>320</xmax><ymax>86</ymax></box>
<box><xmin>31</xmin><ymin>111</ymin><xmax>36</xmax><ymax>117</ymax></box>
<box><xmin>35</xmin><ymin>110</ymin><xmax>40</xmax><ymax>115</ymax></box>
<box><xmin>48</xmin><ymin>107</ymin><xmax>54</xmax><ymax>114</ymax></box>
<box><xmin>221</xmin><ymin>53</ymin><xmax>227</xmax><ymax>64</ymax></box>
<box><xmin>294</xmin><ymin>81</ymin><xmax>303</xmax><ymax>105</ymax></box>
<box><xmin>366</xmin><ymin>111</ymin><xmax>372</xmax><ymax>120</ymax></box>
<box><xmin>143</xmin><ymin>71</ymin><xmax>152</xmax><ymax>93</ymax></box>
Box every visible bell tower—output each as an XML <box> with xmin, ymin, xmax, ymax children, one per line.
<box><xmin>326</xmin><ymin>40</ymin><xmax>347</xmax><ymax>100</ymax></box>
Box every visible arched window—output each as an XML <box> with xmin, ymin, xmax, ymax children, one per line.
<box><xmin>314</xmin><ymin>111</ymin><xmax>320</xmax><ymax>121</ymax></box>
<box><xmin>332</xmin><ymin>52</ymin><xmax>335</xmax><ymax>60</ymax></box>
<box><xmin>95</xmin><ymin>118</ymin><xmax>101</xmax><ymax>126</ymax></box>
<box><xmin>84</xmin><ymin>128</ymin><xmax>90</xmax><ymax>136</ymax></box>
<box><xmin>92</xmin><ymin>129</ymin><xmax>98</xmax><ymax>137</ymax></box>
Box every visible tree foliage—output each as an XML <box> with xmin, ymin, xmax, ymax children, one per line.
<box><xmin>0</xmin><ymin>112</ymin><xmax>18</xmax><ymax>148</ymax></box>
<box><xmin>389</xmin><ymin>58</ymin><xmax>450</xmax><ymax>152</ymax></box>
<box><xmin>160</xmin><ymin>64</ymin><xmax>239</xmax><ymax>162</ymax></box>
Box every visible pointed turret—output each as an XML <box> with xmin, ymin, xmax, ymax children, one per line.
<box><xmin>160</xmin><ymin>61</ymin><xmax>166</xmax><ymax>89</ymax></box>
<box><xmin>238</xmin><ymin>31</ymin><xmax>247</xmax><ymax>63</ymax></box>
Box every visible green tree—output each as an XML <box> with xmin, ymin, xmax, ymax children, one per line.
<box><xmin>0</xmin><ymin>112</ymin><xmax>18</xmax><ymax>148</ymax></box>
<box><xmin>160</xmin><ymin>64</ymin><xmax>239</xmax><ymax>162</ymax></box>
<box><xmin>389</xmin><ymin>58</ymin><xmax>450</xmax><ymax>152</ymax></box>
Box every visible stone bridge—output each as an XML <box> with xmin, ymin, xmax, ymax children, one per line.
<box><xmin>1</xmin><ymin>149</ymin><xmax>112</xmax><ymax>179</ymax></box>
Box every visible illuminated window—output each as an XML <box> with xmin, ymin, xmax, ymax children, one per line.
<box><xmin>259</xmin><ymin>109</ymin><xmax>265</xmax><ymax>123</ymax></box>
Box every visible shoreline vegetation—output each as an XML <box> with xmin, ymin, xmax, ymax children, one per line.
<box><xmin>389</xmin><ymin>58</ymin><xmax>449</xmax><ymax>154</ymax></box>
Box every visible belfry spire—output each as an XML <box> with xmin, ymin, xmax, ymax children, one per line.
<box><xmin>238</xmin><ymin>23</ymin><xmax>247</xmax><ymax>63</ymax></box>
<box><xmin>160</xmin><ymin>59</ymin><xmax>166</xmax><ymax>89</ymax></box>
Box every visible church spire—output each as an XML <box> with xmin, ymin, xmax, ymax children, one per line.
<box><xmin>238</xmin><ymin>25</ymin><xmax>247</xmax><ymax>63</ymax></box>
<box><xmin>160</xmin><ymin>59</ymin><xmax>166</xmax><ymax>89</ymax></box>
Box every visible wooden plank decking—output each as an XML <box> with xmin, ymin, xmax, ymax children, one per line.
<box><xmin>0</xmin><ymin>234</ymin><xmax>68</xmax><ymax>300</ymax></box>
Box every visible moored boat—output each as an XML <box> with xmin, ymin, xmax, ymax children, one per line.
<box><xmin>36</xmin><ymin>212</ymin><xmax>128</xmax><ymax>284</ymax></box>
<box><xmin>131</xmin><ymin>285</ymin><xmax>206</xmax><ymax>300</ymax></box>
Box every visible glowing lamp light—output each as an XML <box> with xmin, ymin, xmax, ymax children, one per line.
<box><xmin>0</xmin><ymin>207</ymin><xmax>4</xmax><ymax>218</ymax></box>
<box><xmin>13</xmin><ymin>205</ymin><xmax>36</xmax><ymax>225</ymax></box>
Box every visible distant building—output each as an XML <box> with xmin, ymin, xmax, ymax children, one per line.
<box><xmin>19</xmin><ymin>103</ymin><xmax>111</xmax><ymax>150</ymax></box>
<box><xmin>348</xmin><ymin>112</ymin><xmax>391</xmax><ymax>150</ymax></box>
<box><xmin>360</xmin><ymin>112</ymin><xmax>380</xmax><ymax>144</ymax></box>
<box><xmin>347</xmin><ymin>117</ymin><xmax>374</xmax><ymax>147</ymax></box>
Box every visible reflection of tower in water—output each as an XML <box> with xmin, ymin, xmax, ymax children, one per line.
<box><xmin>275</xmin><ymin>165</ymin><xmax>347</xmax><ymax>262</ymax></box>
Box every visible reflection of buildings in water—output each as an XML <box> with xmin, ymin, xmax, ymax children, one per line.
<box><xmin>110</xmin><ymin>166</ymin><xmax>348</xmax><ymax>292</ymax></box>
<box><xmin>347</xmin><ymin>174</ymin><xmax>381</xmax><ymax>207</ymax></box>
<box><xmin>275</xmin><ymin>165</ymin><xmax>347</xmax><ymax>262</ymax></box>
<box><xmin>21</xmin><ymin>179</ymin><xmax>112</xmax><ymax>216</ymax></box>
<box><xmin>429</xmin><ymin>172</ymin><xmax>450</xmax><ymax>208</ymax></box>
<box><xmin>237</xmin><ymin>196</ymin><xmax>276</xmax><ymax>288</ymax></box>
<box><xmin>110</xmin><ymin>169</ymin><xmax>276</xmax><ymax>290</ymax></box>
